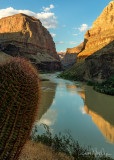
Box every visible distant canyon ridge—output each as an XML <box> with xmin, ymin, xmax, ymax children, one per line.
<box><xmin>0</xmin><ymin>13</ymin><xmax>61</xmax><ymax>71</ymax></box>
<box><xmin>58</xmin><ymin>42</ymin><xmax>84</xmax><ymax>68</ymax></box>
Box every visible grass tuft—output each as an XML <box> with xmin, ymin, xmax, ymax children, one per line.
<box><xmin>30</xmin><ymin>124</ymin><xmax>113</xmax><ymax>160</ymax></box>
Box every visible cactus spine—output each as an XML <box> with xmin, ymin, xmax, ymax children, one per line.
<box><xmin>0</xmin><ymin>57</ymin><xmax>40</xmax><ymax>160</ymax></box>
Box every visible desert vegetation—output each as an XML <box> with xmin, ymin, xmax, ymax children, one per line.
<box><xmin>24</xmin><ymin>124</ymin><xmax>113</xmax><ymax>160</ymax></box>
<box><xmin>88</xmin><ymin>76</ymin><xmax>114</xmax><ymax>95</ymax></box>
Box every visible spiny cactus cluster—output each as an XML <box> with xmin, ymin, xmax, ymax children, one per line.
<box><xmin>0</xmin><ymin>57</ymin><xmax>40</xmax><ymax>160</ymax></box>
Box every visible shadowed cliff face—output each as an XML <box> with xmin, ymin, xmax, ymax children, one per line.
<box><xmin>77</xmin><ymin>86</ymin><xmax>114</xmax><ymax>144</ymax></box>
<box><xmin>61</xmin><ymin>42</ymin><xmax>84</xmax><ymax>68</ymax></box>
<box><xmin>0</xmin><ymin>13</ymin><xmax>61</xmax><ymax>71</ymax></box>
<box><xmin>84</xmin><ymin>40</ymin><xmax>114</xmax><ymax>82</ymax></box>
<box><xmin>0</xmin><ymin>51</ymin><xmax>12</xmax><ymax>64</ymax></box>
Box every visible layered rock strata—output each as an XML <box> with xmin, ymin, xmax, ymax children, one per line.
<box><xmin>61</xmin><ymin>1</ymin><xmax>114</xmax><ymax>82</ymax></box>
<box><xmin>0</xmin><ymin>13</ymin><xmax>61</xmax><ymax>70</ymax></box>
<box><xmin>62</xmin><ymin>42</ymin><xmax>84</xmax><ymax>68</ymax></box>
<box><xmin>77</xmin><ymin>1</ymin><xmax>114</xmax><ymax>60</ymax></box>
<box><xmin>66</xmin><ymin>42</ymin><xmax>84</xmax><ymax>54</ymax></box>
<box><xmin>84</xmin><ymin>40</ymin><xmax>114</xmax><ymax>82</ymax></box>
<box><xmin>57</xmin><ymin>52</ymin><xmax>66</xmax><ymax>60</ymax></box>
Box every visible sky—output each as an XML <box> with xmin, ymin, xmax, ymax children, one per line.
<box><xmin>0</xmin><ymin>0</ymin><xmax>112</xmax><ymax>52</ymax></box>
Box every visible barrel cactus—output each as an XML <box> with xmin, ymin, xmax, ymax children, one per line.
<box><xmin>0</xmin><ymin>57</ymin><xmax>40</xmax><ymax>160</ymax></box>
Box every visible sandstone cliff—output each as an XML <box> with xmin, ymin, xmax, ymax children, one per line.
<box><xmin>66</xmin><ymin>42</ymin><xmax>84</xmax><ymax>54</ymax></box>
<box><xmin>61</xmin><ymin>42</ymin><xmax>84</xmax><ymax>68</ymax></box>
<box><xmin>0</xmin><ymin>13</ymin><xmax>61</xmax><ymax>70</ymax></box>
<box><xmin>77</xmin><ymin>1</ymin><xmax>114</xmax><ymax>60</ymax></box>
<box><xmin>57</xmin><ymin>52</ymin><xmax>66</xmax><ymax>60</ymax></box>
<box><xmin>60</xmin><ymin>1</ymin><xmax>114</xmax><ymax>82</ymax></box>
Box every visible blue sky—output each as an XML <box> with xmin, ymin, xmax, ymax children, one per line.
<box><xmin>0</xmin><ymin>0</ymin><xmax>112</xmax><ymax>52</ymax></box>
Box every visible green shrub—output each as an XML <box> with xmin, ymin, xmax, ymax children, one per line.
<box><xmin>93</xmin><ymin>76</ymin><xmax>114</xmax><ymax>95</ymax></box>
<box><xmin>31</xmin><ymin>124</ymin><xmax>113</xmax><ymax>160</ymax></box>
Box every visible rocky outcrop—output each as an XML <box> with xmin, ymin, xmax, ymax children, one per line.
<box><xmin>62</xmin><ymin>53</ymin><xmax>77</xmax><ymax>68</ymax></box>
<box><xmin>57</xmin><ymin>52</ymin><xmax>66</xmax><ymax>60</ymax></box>
<box><xmin>62</xmin><ymin>42</ymin><xmax>84</xmax><ymax>68</ymax></box>
<box><xmin>77</xmin><ymin>1</ymin><xmax>114</xmax><ymax>60</ymax></box>
<box><xmin>84</xmin><ymin>41</ymin><xmax>114</xmax><ymax>82</ymax></box>
<box><xmin>66</xmin><ymin>42</ymin><xmax>84</xmax><ymax>54</ymax></box>
<box><xmin>0</xmin><ymin>13</ymin><xmax>61</xmax><ymax>70</ymax></box>
<box><xmin>0</xmin><ymin>50</ymin><xmax>12</xmax><ymax>64</ymax></box>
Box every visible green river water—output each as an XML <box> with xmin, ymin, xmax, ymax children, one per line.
<box><xmin>36</xmin><ymin>73</ymin><xmax>114</xmax><ymax>158</ymax></box>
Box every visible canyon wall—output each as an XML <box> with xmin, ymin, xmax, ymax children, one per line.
<box><xmin>66</xmin><ymin>42</ymin><xmax>84</xmax><ymax>54</ymax></box>
<box><xmin>0</xmin><ymin>13</ymin><xmax>61</xmax><ymax>70</ymax></box>
<box><xmin>61</xmin><ymin>1</ymin><xmax>114</xmax><ymax>82</ymax></box>
<box><xmin>84</xmin><ymin>40</ymin><xmax>114</xmax><ymax>82</ymax></box>
<box><xmin>62</xmin><ymin>42</ymin><xmax>84</xmax><ymax>68</ymax></box>
<box><xmin>77</xmin><ymin>1</ymin><xmax>114</xmax><ymax>60</ymax></box>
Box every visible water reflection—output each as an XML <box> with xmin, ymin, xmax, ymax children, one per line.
<box><xmin>39</xmin><ymin>108</ymin><xmax>57</xmax><ymax>126</ymax></box>
<box><xmin>85</xmin><ymin>105</ymin><xmax>114</xmax><ymax>144</ymax></box>
<box><xmin>38</xmin><ymin>77</ymin><xmax>114</xmax><ymax>144</ymax></box>
<box><xmin>85</xmin><ymin>86</ymin><xmax>114</xmax><ymax>126</ymax></box>
<box><xmin>63</xmin><ymin>80</ymin><xmax>114</xmax><ymax>144</ymax></box>
<box><xmin>36</xmin><ymin>73</ymin><xmax>114</xmax><ymax>157</ymax></box>
<box><xmin>37</xmin><ymin>81</ymin><xmax>57</xmax><ymax>120</ymax></box>
<box><xmin>81</xmin><ymin>86</ymin><xmax>114</xmax><ymax>144</ymax></box>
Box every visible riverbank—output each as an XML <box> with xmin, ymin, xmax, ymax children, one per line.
<box><xmin>59</xmin><ymin>72</ymin><xmax>114</xmax><ymax>96</ymax></box>
<box><xmin>23</xmin><ymin>73</ymin><xmax>114</xmax><ymax>159</ymax></box>
<box><xmin>88</xmin><ymin>76</ymin><xmax>114</xmax><ymax>96</ymax></box>
<box><xmin>19</xmin><ymin>140</ymin><xmax>73</xmax><ymax>160</ymax></box>
<box><xmin>19</xmin><ymin>124</ymin><xmax>114</xmax><ymax>160</ymax></box>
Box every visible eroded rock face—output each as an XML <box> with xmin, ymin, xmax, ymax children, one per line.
<box><xmin>62</xmin><ymin>53</ymin><xmax>77</xmax><ymax>68</ymax></box>
<box><xmin>62</xmin><ymin>42</ymin><xmax>84</xmax><ymax>68</ymax></box>
<box><xmin>0</xmin><ymin>13</ymin><xmax>61</xmax><ymax>70</ymax></box>
<box><xmin>61</xmin><ymin>2</ymin><xmax>114</xmax><ymax>82</ymax></box>
<box><xmin>66</xmin><ymin>42</ymin><xmax>84</xmax><ymax>54</ymax></box>
<box><xmin>57</xmin><ymin>52</ymin><xmax>66</xmax><ymax>60</ymax></box>
<box><xmin>84</xmin><ymin>40</ymin><xmax>114</xmax><ymax>82</ymax></box>
<box><xmin>77</xmin><ymin>1</ymin><xmax>114</xmax><ymax>60</ymax></box>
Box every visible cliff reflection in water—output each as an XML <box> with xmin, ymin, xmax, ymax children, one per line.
<box><xmin>37</xmin><ymin>81</ymin><xmax>57</xmax><ymax>120</ymax></box>
<box><xmin>36</xmin><ymin>75</ymin><xmax>114</xmax><ymax>144</ymax></box>
<box><xmin>78</xmin><ymin>86</ymin><xmax>114</xmax><ymax>144</ymax></box>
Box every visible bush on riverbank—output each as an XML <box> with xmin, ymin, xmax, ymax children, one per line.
<box><xmin>30</xmin><ymin>124</ymin><xmax>113</xmax><ymax>160</ymax></box>
<box><xmin>59</xmin><ymin>69</ymin><xmax>114</xmax><ymax>95</ymax></box>
<box><xmin>58</xmin><ymin>61</ymin><xmax>85</xmax><ymax>81</ymax></box>
<box><xmin>88</xmin><ymin>76</ymin><xmax>114</xmax><ymax>95</ymax></box>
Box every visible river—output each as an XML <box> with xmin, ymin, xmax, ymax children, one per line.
<box><xmin>36</xmin><ymin>72</ymin><xmax>114</xmax><ymax>158</ymax></box>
